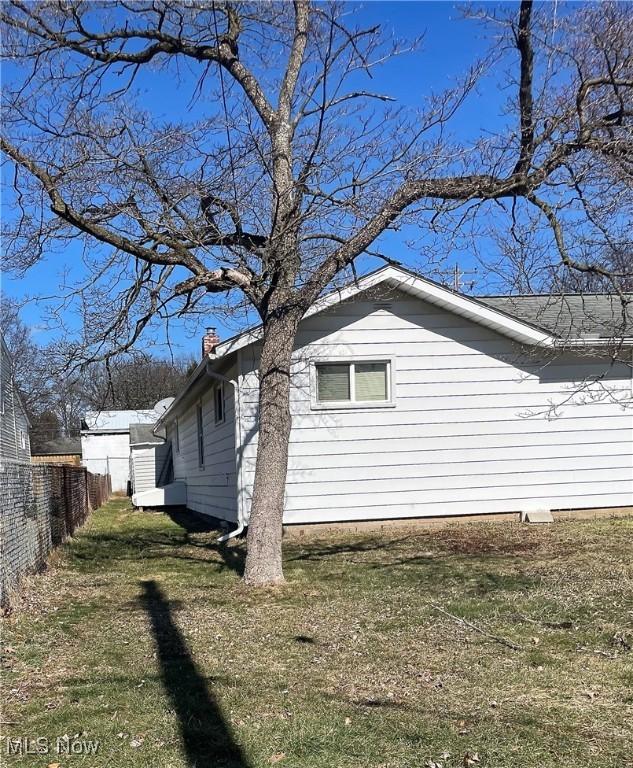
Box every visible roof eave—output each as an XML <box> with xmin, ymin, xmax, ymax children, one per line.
<box><xmin>80</xmin><ymin>428</ymin><xmax>131</xmax><ymax>435</ymax></box>
<box><xmin>153</xmin><ymin>355</ymin><xmax>215</xmax><ymax>430</ymax></box>
<box><xmin>130</xmin><ymin>441</ymin><xmax>165</xmax><ymax>447</ymax></box>
<box><xmin>558</xmin><ymin>337</ymin><xmax>633</xmax><ymax>348</ymax></box>
<box><xmin>215</xmin><ymin>265</ymin><xmax>557</xmax><ymax>355</ymax></box>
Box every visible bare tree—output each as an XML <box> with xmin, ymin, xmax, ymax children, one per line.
<box><xmin>555</xmin><ymin>246</ymin><xmax>633</xmax><ymax>293</ymax></box>
<box><xmin>0</xmin><ymin>300</ymin><xmax>190</xmax><ymax>445</ymax></box>
<box><xmin>0</xmin><ymin>298</ymin><xmax>46</xmax><ymax>414</ymax></box>
<box><xmin>2</xmin><ymin>1</ymin><xmax>631</xmax><ymax>584</ymax></box>
<box><xmin>85</xmin><ymin>354</ymin><xmax>193</xmax><ymax>410</ymax></box>
<box><xmin>0</xmin><ymin>300</ymin><xmax>85</xmax><ymax>443</ymax></box>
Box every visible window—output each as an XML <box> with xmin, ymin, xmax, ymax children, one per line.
<box><xmin>315</xmin><ymin>361</ymin><xmax>390</xmax><ymax>405</ymax></box>
<box><xmin>355</xmin><ymin>363</ymin><xmax>389</xmax><ymax>401</ymax></box>
<box><xmin>19</xmin><ymin>429</ymin><xmax>27</xmax><ymax>450</ymax></box>
<box><xmin>214</xmin><ymin>383</ymin><xmax>225</xmax><ymax>424</ymax></box>
<box><xmin>196</xmin><ymin>404</ymin><xmax>204</xmax><ymax>467</ymax></box>
<box><xmin>174</xmin><ymin>418</ymin><xmax>180</xmax><ymax>453</ymax></box>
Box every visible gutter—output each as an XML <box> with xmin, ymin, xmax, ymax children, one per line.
<box><xmin>130</xmin><ymin>441</ymin><xmax>165</xmax><ymax>448</ymax></box>
<box><xmin>153</xmin><ymin>355</ymin><xmax>210</xmax><ymax>433</ymax></box>
<box><xmin>557</xmin><ymin>337</ymin><xmax>633</xmax><ymax>348</ymax></box>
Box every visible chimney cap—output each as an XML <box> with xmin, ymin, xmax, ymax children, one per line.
<box><xmin>206</xmin><ymin>326</ymin><xmax>217</xmax><ymax>334</ymax></box>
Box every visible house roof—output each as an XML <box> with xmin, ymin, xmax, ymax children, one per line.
<box><xmin>129</xmin><ymin>423</ymin><xmax>164</xmax><ymax>446</ymax></box>
<box><xmin>32</xmin><ymin>437</ymin><xmax>82</xmax><ymax>456</ymax></box>
<box><xmin>82</xmin><ymin>408</ymin><xmax>160</xmax><ymax>432</ymax></box>
<box><xmin>215</xmin><ymin>265</ymin><xmax>633</xmax><ymax>358</ymax></box>
<box><xmin>479</xmin><ymin>294</ymin><xmax>633</xmax><ymax>339</ymax></box>
<box><xmin>156</xmin><ymin>265</ymin><xmax>633</xmax><ymax>429</ymax></box>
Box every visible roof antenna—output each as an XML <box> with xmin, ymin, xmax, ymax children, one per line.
<box><xmin>439</xmin><ymin>263</ymin><xmax>478</xmax><ymax>292</ymax></box>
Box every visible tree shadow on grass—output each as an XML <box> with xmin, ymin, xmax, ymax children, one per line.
<box><xmin>284</xmin><ymin>536</ymin><xmax>538</xmax><ymax>594</ymax></box>
<box><xmin>139</xmin><ymin>579</ymin><xmax>250</xmax><ymax>768</ymax></box>
<box><xmin>70</xmin><ymin>508</ymin><xmax>246</xmax><ymax>577</ymax></box>
<box><xmin>163</xmin><ymin>507</ymin><xmax>246</xmax><ymax>576</ymax></box>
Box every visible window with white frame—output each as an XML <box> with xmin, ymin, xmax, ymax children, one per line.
<box><xmin>315</xmin><ymin>361</ymin><xmax>390</xmax><ymax>405</ymax></box>
<box><xmin>214</xmin><ymin>383</ymin><xmax>225</xmax><ymax>424</ymax></box>
<box><xmin>196</xmin><ymin>404</ymin><xmax>204</xmax><ymax>466</ymax></box>
<box><xmin>19</xmin><ymin>429</ymin><xmax>27</xmax><ymax>450</ymax></box>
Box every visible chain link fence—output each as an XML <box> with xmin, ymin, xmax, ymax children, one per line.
<box><xmin>0</xmin><ymin>462</ymin><xmax>111</xmax><ymax>608</ymax></box>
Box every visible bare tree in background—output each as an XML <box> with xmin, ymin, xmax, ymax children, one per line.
<box><xmin>0</xmin><ymin>298</ymin><xmax>47</xmax><ymax>414</ymax></box>
<box><xmin>482</xmin><ymin>228</ymin><xmax>633</xmax><ymax>295</ymax></box>
<box><xmin>555</xmin><ymin>247</ymin><xmax>633</xmax><ymax>293</ymax></box>
<box><xmin>0</xmin><ymin>302</ymin><xmax>189</xmax><ymax>446</ymax></box>
<box><xmin>2</xmin><ymin>1</ymin><xmax>631</xmax><ymax>584</ymax></box>
<box><xmin>85</xmin><ymin>354</ymin><xmax>193</xmax><ymax>410</ymax></box>
<box><xmin>1</xmin><ymin>300</ymin><xmax>83</xmax><ymax>446</ymax></box>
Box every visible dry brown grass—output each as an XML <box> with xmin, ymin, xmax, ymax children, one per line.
<box><xmin>2</xmin><ymin>500</ymin><xmax>632</xmax><ymax>768</ymax></box>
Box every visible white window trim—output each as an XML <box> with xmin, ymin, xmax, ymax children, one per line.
<box><xmin>174</xmin><ymin>418</ymin><xmax>180</xmax><ymax>453</ymax></box>
<box><xmin>310</xmin><ymin>357</ymin><xmax>396</xmax><ymax>411</ymax></box>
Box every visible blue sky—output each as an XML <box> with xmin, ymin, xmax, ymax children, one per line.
<box><xmin>2</xmin><ymin>2</ymin><xmax>517</xmax><ymax>360</ymax></box>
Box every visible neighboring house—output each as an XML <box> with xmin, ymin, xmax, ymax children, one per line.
<box><xmin>134</xmin><ymin>266</ymin><xmax>633</xmax><ymax>530</ymax></box>
<box><xmin>0</xmin><ymin>333</ymin><xmax>31</xmax><ymax>464</ymax></box>
<box><xmin>31</xmin><ymin>437</ymin><xmax>82</xmax><ymax>466</ymax></box>
<box><xmin>81</xmin><ymin>399</ymin><xmax>173</xmax><ymax>492</ymax></box>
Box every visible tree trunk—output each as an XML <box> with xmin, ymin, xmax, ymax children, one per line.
<box><xmin>243</xmin><ymin>313</ymin><xmax>299</xmax><ymax>586</ymax></box>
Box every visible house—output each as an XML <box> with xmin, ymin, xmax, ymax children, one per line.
<box><xmin>81</xmin><ymin>399</ymin><xmax>173</xmax><ymax>492</ymax></box>
<box><xmin>0</xmin><ymin>333</ymin><xmax>31</xmax><ymax>464</ymax></box>
<box><xmin>133</xmin><ymin>266</ymin><xmax>633</xmax><ymax>531</ymax></box>
<box><xmin>31</xmin><ymin>437</ymin><xmax>82</xmax><ymax>466</ymax></box>
<box><xmin>129</xmin><ymin>424</ymin><xmax>173</xmax><ymax>498</ymax></box>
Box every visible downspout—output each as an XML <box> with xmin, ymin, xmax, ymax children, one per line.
<box><xmin>202</xmin><ymin>360</ymin><xmax>246</xmax><ymax>543</ymax></box>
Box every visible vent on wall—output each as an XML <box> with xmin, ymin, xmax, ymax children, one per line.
<box><xmin>374</xmin><ymin>302</ymin><xmax>392</xmax><ymax>311</ymax></box>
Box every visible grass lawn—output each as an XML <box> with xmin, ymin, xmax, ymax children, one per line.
<box><xmin>2</xmin><ymin>499</ymin><xmax>632</xmax><ymax>768</ymax></box>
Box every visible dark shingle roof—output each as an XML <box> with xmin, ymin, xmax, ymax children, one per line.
<box><xmin>33</xmin><ymin>437</ymin><xmax>82</xmax><ymax>455</ymax></box>
<box><xmin>129</xmin><ymin>423</ymin><xmax>163</xmax><ymax>445</ymax></box>
<box><xmin>478</xmin><ymin>294</ymin><xmax>633</xmax><ymax>339</ymax></box>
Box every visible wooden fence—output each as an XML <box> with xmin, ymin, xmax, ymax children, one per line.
<box><xmin>31</xmin><ymin>453</ymin><xmax>82</xmax><ymax>466</ymax></box>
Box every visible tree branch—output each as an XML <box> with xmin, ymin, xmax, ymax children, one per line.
<box><xmin>526</xmin><ymin>193</ymin><xmax>627</xmax><ymax>299</ymax></box>
<box><xmin>1</xmin><ymin>2</ymin><xmax>277</xmax><ymax>129</ymax></box>
<box><xmin>512</xmin><ymin>0</ymin><xmax>535</xmax><ymax>176</ymax></box>
<box><xmin>278</xmin><ymin>0</ymin><xmax>310</xmax><ymax>123</ymax></box>
<box><xmin>1</xmin><ymin>136</ymin><xmax>206</xmax><ymax>273</ymax></box>
<box><xmin>302</xmin><ymin>174</ymin><xmax>526</xmax><ymax>303</ymax></box>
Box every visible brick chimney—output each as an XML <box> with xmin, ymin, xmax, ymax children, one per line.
<box><xmin>202</xmin><ymin>326</ymin><xmax>220</xmax><ymax>357</ymax></box>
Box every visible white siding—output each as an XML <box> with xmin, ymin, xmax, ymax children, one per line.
<box><xmin>0</xmin><ymin>339</ymin><xmax>31</xmax><ymax>464</ymax></box>
<box><xmin>170</xmin><ymin>367</ymin><xmax>239</xmax><ymax>522</ymax></box>
<box><xmin>238</xmin><ymin>289</ymin><xmax>633</xmax><ymax>524</ymax></box>
<box><xmin>81</xmin><ymin>412</ymin><xmax>162</xmax><ymax>492</ymax></box>
<box><xmin>130</xmin><ymin>443</ymin><xmax>171</xmax><ymax>494</ymax></box>
<box><xmin>81</xmin><ymin>432</ymin><xmax>130</xmax><ymax>492</ymax></box>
